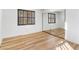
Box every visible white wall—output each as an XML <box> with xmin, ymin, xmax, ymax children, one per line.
<box><xmin>43</xmin><ymin>11</ymin><xmax>65</xmax><ymax>31</ymax></box>
<box><xmin>65</xmin><ymin>9</ymin><xmax>79</xmax><ymax>44</ymax></box>
<box><xmin>57</xmin><ymin>12</ymin><xmax>65</xmax><ymax>28</ymax></box>
<box><xmin>2</xmin><ymin>9</ymin><xmax>42</xmax><ymax>38</ymax></box>
<box><xmin>0</xmin><ymin>10</ymin><xmax>2</xmax><ymax>45</ymax></box>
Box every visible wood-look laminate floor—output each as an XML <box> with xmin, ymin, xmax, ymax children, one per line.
<box><xmin>0</xmin><ymin>28</ymin><xmax>79</xmax><ymax>50</ymax></box>
<box><xmin>44</xmin><ymin>28</ymin><xmax>65</xmax><ymax>39</ymax></box>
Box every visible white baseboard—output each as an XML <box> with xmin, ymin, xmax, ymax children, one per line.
<box><xmin>65</xmin><ymin>39</ymin><xmax>79</xmax><ymax>45</ymax></box>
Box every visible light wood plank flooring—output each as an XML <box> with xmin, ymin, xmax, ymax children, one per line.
<box><xmin>44</xmin><ymin>28</ymin><xmax>65</xmax><ymax>39</ymax></box>
<box><xmin>0</xmin><ymin>28</ymin><xmax>79</xmax><ymax>50</ymax></box>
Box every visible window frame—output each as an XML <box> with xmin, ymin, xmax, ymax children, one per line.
<box><xmin>18</xmin><ymin>9</ymin><xmax>35</xmax><ymax>25</ymax></box>
<box><xmin>48</xmin><ymin>13</ymin><xmax>56</xmax><ymax>24</ymax></box>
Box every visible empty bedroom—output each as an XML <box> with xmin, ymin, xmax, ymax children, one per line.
<box><xmin>0</xmin><ymin>9</ymin><xmax>79</xmax><ymax>50</ymax></box>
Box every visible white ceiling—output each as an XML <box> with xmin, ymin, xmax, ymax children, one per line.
<box><xmin>40</xmin><ymin>9</ymin><xmax>64</xmax><ymax>13</ymax></box>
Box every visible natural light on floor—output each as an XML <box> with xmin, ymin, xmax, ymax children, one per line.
<box><xmin>56</xmin><ymin>41</ymin><xmax>73</xmax><ymax>50</ymax></box>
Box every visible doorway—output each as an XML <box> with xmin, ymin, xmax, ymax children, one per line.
<box><xmin>42</xmin><ymin>9</ymin><xmax>65</xmax><ymax>39</ymax></box>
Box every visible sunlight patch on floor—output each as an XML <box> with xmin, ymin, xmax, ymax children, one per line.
<box><xmin>56</xmin><ymin>41</ymin><xmax>73</xmax><ymax>50</ymax></box>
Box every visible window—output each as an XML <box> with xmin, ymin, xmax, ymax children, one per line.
<box><xmin>18</xmin><ymin>9</ymin><xmax>35</xmax><ymax>25</ymax></box>
<box><xmin>48</xmin><ymin>13</ymin><xmax>56</xmax><ymax>23</ymax></box>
